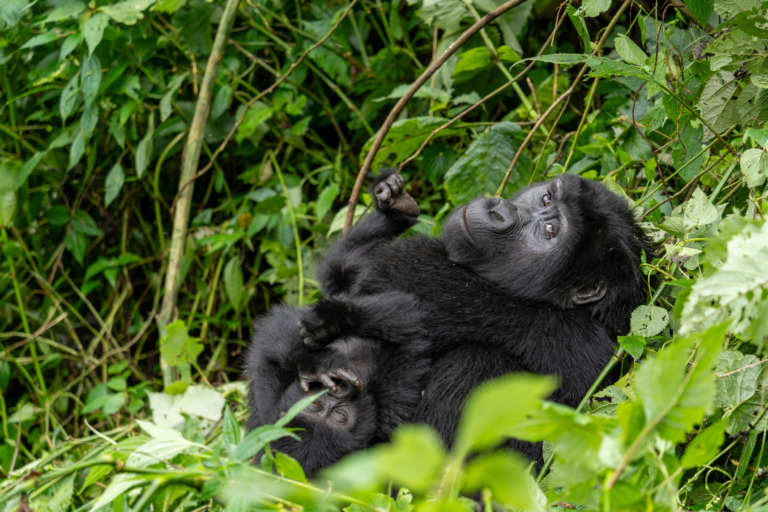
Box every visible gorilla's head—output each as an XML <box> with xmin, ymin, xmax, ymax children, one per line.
<box><xmin>441</xmin><ymin>174</ymin><xmax>647</xmax><ymax>335</ymax></box>
<box><xmin>271</xmin><ymin>381</ymin><xmax>378</xmax><ymax>477</ymax></box>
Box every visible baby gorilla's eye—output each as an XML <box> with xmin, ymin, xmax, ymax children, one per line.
<box><xmin>542</xmin><ymin>192</ymin><xmax>551</xmax><ymax>206</ymax></box>
<box><xmin>544</xmin><ymin>223</ymin><xmax>555</xmax><ymax>239</ymax></box>
<box><xmin>331</xmin><ymin>409</ymin><xmax>349</xmax><ymax>424</ymax></box>
<box><xmin>307</xmin><ymin>400</ymin><xmax>323</xmax><ymax>413</ymax></box>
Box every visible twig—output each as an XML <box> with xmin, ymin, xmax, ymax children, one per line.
<box><xmin>157</xmin><ymin>0</ymin><xmax>241</xmax><ymax>339</ymax></box>
<box><xmin>343</xmin><ymin>0</ymin><xmax>529</xmax><ymax>233</ymax></box>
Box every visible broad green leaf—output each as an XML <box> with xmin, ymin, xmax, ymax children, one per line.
<box><xmin>154</xmin><ymin>0</ymin><xmax>188</xmax><ymax>13</ymax></box>
<box><xmin>740</xmin><ymin>148</ymin><xmax>768</xmax><ymax>188</ymax></box>
<box><xmin>101</xmin><ymin>0</ymin><xmax>157</xmax><ymax>25</ymax></box>
<box><xmin>444</xmin><ymin>122</ymin><xmax>523</xmax><ymax>204</ymax></box>
<box><xmin>635</xmin><ymin>324</ymin><xmax>725</xmax><ymax>443</ymax></box>
<box><xmin>680</xmin><ymin>220</ymin><xmax>768</xmax><ymax>342</ymax></box>
<box><xmin>614</xmin><ymin>34</ymin><xmax>647</xmax><ymax>67</ymax></box>
<box><xmin>80</xmin><ymin>54</ymin><xmax>101</xmax><ymax>107</ymax></box>
<box><xmin>681</xmin><ymin>188</ymin><xmax>719</xmax><ymax>229</ymax></box>
<box><xmin>0</xmin><ymin>0</ymin><xmax>31</xmax><ymax>28</ymax></box>
<box><xmin>104</xmin><ymin>163</ymin><xmax>125</xmax><ymax>207</ymax></box>
<box><xmin>273</xmin><ymin>452</ymin><xmax>307</xmax><ymax>482</ymax></box>
<box><xmin>224</xmin><ymin>256</ymin><xmax>245</xmax><ymax>313</ymax></box>
<box><xmin>328</xmin><ymin>205</ymin><xmax>367</xmax><ymax>236</ymax></box>
<box><xmin>21</xmin><ymin>32</ymin><xmax>58</xmax><ymax>49</ymax></box>
<box><xmin>160</xmin><ymin>320</ymin><xmax>203</xmax><ymax>367</ymax></box>
<box><xmin>566</xmin><ymin>5</ymin><xmax>591</xmax><ymax>50</ymax></box>
<box><xmin>714</xmin><ymin>0</ymin><xmax>760</xmax><ymax>18</ymax></box>
<box><xmin>80</xmin><ymin>102</ymin><xmax>99</xmax><ymax>137</ymax></box>
<box><xmin>529</xmin><ymin>53</ymin><xmax>590</xmax><ymax>66</ymax></box>
<box><xmin>0</xmin><ymin>161</ymin><xmax>19</xmax><ymax>227</ymax></box>
<box><xmin>630</xmin><ymin>305</ymin><xmax>669</xmax><ymax>337</ymax></box>
<box><xmin>576</xmin><ymin>0</ymin><xmax>610</xmax><ymax>17</ymax></box>
<box><xmin>463</xmin><ymin>452</ymin><xmax>545</xmax><ymax>512</ymax></box>
<box><xmin>72</xmin><ymin>210</ymin><xmax>100</xmax><ymax>236</ymax></box>
<box><xmin>681</xmin><ymin>420</ymin><xmax>726</xmax><ymax>467</ymax></box>
<box><xmin>699</xmin><ymin>72</ymin><xmax>739</xmax><ymax>136</ymax></box>
<box><xmin>618</xmin><ymin>335</ymin><xmax>646</xmax><ymax>360</ymax></box>
<box><xmin>236</xmin><ymin>102</ymin><xmax>273</xmax><ymax>144</ymax></box>
<box><xmin>325</xmin><ymin>425</ymin><xmax>445</xmax><ymax>494</ymax></box>
<box><xmin>452</xmin><ymin>47</ymin><xmax>492</xmax><ymax>78</ymax></box>
<box><xmin>42</xmin><ymin>1</ymin><xmax>85</xmax><ymax>22</ymax></box>
<box><xmin>147</xmin><ymin>385</ymin><xmax>224</xmax><ymax>429</ymax></box>
<box><xmin>454</xmin><ymin>373</ymin><xmax>557</xmax><ymax>453</ymax></box>
<box><xmin>685</xmin><ymin>0</ymin><xmax>714</xmax><ymax>25</ymax></box>
<box><xmin>60</xmin><ymin>73</ymin><xmax>79</xmax><ymax>121</ymax></box>
<box><xmin>59</xmin><ymin>33</ymin><xmax>81</xmax><ymax>61</ymax></box>
<box><xmin>30</xmin><ymin>475</ymin><xmax>75</xmax><ymax>512</ymax></box>
<box><xmin>211</xmin><ymin>84</ymin><xmax>232</xmax><ymax>119</ymax></box>
<box><xmin>316</xmin><ymin>183</ymin><xmax>339</xmax><ymax>220</ymax></box>
<box><xmin>83</xmin><ymin>12</ymin><xmax>109</xmax><ymax>56</ymax></box>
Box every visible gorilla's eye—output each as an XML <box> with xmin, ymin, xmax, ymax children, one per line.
<box><xmin>307</xmin><ymin>400</ymin><xmax>323</xmax><ymax>412</ymax></box>
<box><xmin>544</xmin><ymin>223</ymin><xmax>555</xmax><ymax>239</ymax></box>
<box><xmin>542</xmin><ymin>192</ymin><xmax>552</xmax><ymax>206</ymax></box>
<box><xmin>331</xmin><ymin>409</ymin><xmax>349</xmax><ymax>424</ymax></box>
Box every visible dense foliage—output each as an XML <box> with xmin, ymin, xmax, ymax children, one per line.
<box><xmin>1</xmin><ymin>0</ymin><xmax>768</xmax><ymax>509</ymax></box>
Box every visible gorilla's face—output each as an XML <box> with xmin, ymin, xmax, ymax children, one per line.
<box><xmin>441</xmin><ymin>175</ymin><xmax>623</xmax><ymax>308</ymax></box>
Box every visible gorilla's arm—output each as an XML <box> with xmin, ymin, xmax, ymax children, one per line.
<box><xmin>318</xmin><ymin>172</ymin><xmax>419</xmax><ymax>296</ymax></box>
<box><xmin>298</xmin><ymin>291</ymin><xmax>429</xmax><ymax>351</ymax></box>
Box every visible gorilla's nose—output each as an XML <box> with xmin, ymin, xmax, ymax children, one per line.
<box><xmin>485</xmin><ymin>198</ymin><xmax>518</xmax><ymax>230</ymax></box>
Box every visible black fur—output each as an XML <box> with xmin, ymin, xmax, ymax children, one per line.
<box><xmin>311</xmin><ymin>171</ymin><xmax>647</xmax><ymax>457</ymax></box>
<box><xmin>245</xmin><ymin>293</ymin><xmax>430</xmax><ymax>476</ymax></box>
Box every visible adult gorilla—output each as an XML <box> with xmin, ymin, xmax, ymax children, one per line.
<box><xmin>298</xmin><ymin>171</ymin><xmax>647</xmax><ymax>459</ymax></box>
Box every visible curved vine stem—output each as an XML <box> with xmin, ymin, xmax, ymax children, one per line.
<box><xmin>343</xmin><ymin>0</ymin><xmax>528</xmax><ymax>233</ymax></box>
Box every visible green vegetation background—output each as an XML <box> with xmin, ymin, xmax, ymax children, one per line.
<box><xmin>2</xmin><ymin>0</ymin><xmax>768</xmax><ymax>510</ymax></box>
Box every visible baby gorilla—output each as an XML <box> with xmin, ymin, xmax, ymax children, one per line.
<box><xmin>245</xmin><ymin>294</ymin><xmax>429</xmax><ymax>476</ymax></box>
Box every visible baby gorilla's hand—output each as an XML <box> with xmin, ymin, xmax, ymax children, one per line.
<box><xmin>299</xmin><ymin>368</ymin><xmax>365</xmax><ymax>397</ymax></box>
<box><xmin>374</xmin><ymin>173</ymin><xmax>419</xmax><ymax>218</ymax></box>
<box><xmin>297</xmin><ymin>299</ymin><xmax>350</xmax><ymax>349</ymax></box>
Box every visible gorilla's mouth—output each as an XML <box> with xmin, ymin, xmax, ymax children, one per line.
<box><xmin>460</xmin><ymin>205</ymin><xmax>477</xmax><ymax>247</ymax></box>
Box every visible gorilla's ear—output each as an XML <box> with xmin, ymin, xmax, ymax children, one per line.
<box><xmin>570</xmin><ymin>281</ymin><xmax>607</xmax><ymax>305</ymax></box>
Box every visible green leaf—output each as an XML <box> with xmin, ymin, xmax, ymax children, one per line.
<box><xmin>680</xmin><ymin>219</ymin><xmax>768</xmax><ymax>342</ymax></box>
<box><xmin>0</xmin><ymin>0</ymin><xmax>31</xmax><ymax>28</ymax></box>
<box><xmin>454</xmin><ymin>373</ymin><xmax>557</xmax><ymax>453</ymax></box>
<box><xmin>65</xmin><ymin>230</ymin><xmax>87</xmax><ymax>264</ymax></box>
<box><xmin>618</xmin><ymin>335</ymin><xmax>646</xmax><ymax>360</ymax></box>
<box><xmin>614</xmin><ymin>34</ymin><xmax>647</xmax><ymax>67</ymax></box>
<box><xmin>740</xmin><ymin>148</ymin><xmax>768</xmax><ymax>188</ymax></box>
<box><xmin>160</xmin><ymin>73</ymin><xmax>186</xmax><ymax>122</ymax></box>
<box><xmin>100</xmin><ymin>0</ymin><xmax>156</xmax><ymax>25</ymax></box>
<box><xmin>316</xmin><ymin>183</ymin><xmax>339</xmax><ymax>220</ymax></box>
<box><xmin>685</xmin><ymin>0</ymin><xmax>714</xmax><ymax>25</ymax></box>
<box><xmin>135</xmin><ymin>126</ymin><xmax>153</xmax><ymax>178</ymax></box>
<box><xmin>635</xmin><ymin>324</ymin><xmax>726</xmax><ymax>443</ymax></box>
<box><xmin>211</xmin><ymin>84</ymin><xmax>232</xmax><ymax>119</ymax></box>
<box><xmin>630</xmin><ymin>305</ymin><xmax>669</xmax><ymax>337</ymax></box>
<box><xmin>566</xmin><ymin>5</ymin><xmax>591</xmax><ymax>50</ymax></box>
<box><xmin>681</xmin><ymin>188</ymin><xmax>720</xmax><ymax>229</ymax></box>
<box><xmin>681</xmin><ymin>420</ymin><xmax>726</xmax><ymax>468</ymax></box>
<box><xmin>30</xmin><ymin>475</ymin><xmax>75</xmax><ymax>512</ymax></box>
<box><xmin>72</xmin><ymin>210</ymin><xmax>100</xmax><ymax>237</ymax></box>
<box><xmin>699</xmin><ymin>72</ymin><xmax>739</xmax><ymax>135</ymax></box>
<box><xmin>232</xmin><ymin>425</ymin><xmax>298</xmax><ymax>463</ymax></box>
<box><xmin>21</xmin><ymin>32</ymin><xmax>58</xmax><ymax>49</ymax></box>
<box><xmin>83</xmin><ymin>12</ymin><xmax>109</xmax><ymax>56</ymax></box>
<box><xmin>222</xmin><ymin>405</ymin><xmax>241</xmax><ymax>449</ymax></box>
<box><xmin>0</xmin><ymin>161</ymin><xmax>19</xmax><ymax>228</ymax></box>
<box><xmin>68</xmin><ymin>132</ymin><xmax>86</xmax><ymax>170</ymax></box>
<box><xmin>160</xmin><ymin>320</ymin><xmax>203</xmax><ymax>367</ymax></box>
<box><xmin>236</xmin><ymin>102</ymin><xmax>273</xmax><ymax>144</ymax></box>
<box><xmin>273</xmin><ymin>452</ymin><xmax>307</xmax><ymax>482</ymax></box>
<box><xmin>104</xmin><ymin>163</ymin><xmax>125</xmax><ymax>207</ymax></box>
<box><xmin>60</xmin><ymin>73</ymin><xmax>79</xmax><ymax>121</ymax></box>
<box><xmin>154</xmin><ymin>0</ymin><xmax>188</xmax><ymax>13</ymax></box>
<box><xmin>328</xmin><ymin>205</ymin><xmax>367</xmax><ymax>236</ymax></box>
<box><xmin>16</xmin><ymin>152</ymin><xmax>43</xmax><ymax>190</ymax></box>
<box><xmin>59</xmin><ymin>33</ymin><xmax>81</xmax><ymax>61</ymax></box>
<box><xmin>463</xmin><ymin>452</ymin><xmax>544</xmax><ymax>511</ymax></box>
<box><xmin>80</xmin><ymin>54</ymin><xmax>101</xmax><ymax>107</ymax></box>
<box><xmin>444</xmin><ymin>122</ymin><xmax>523</xmax><ymax>204</ymax></box>
<box><xmin>452</xmin><ymin>47</ymin><xmax>493</xmax><ymax>78</ymax></box>
<box><xmin>41</xmin><ymin>2</ymin><xmax>85</xmax><ymax>23</ymax></box>
<box><xmin>576</xmin><ymin>0</ymin><xmax>610</xmax><ymax>17</ymax></box>
<box><xmin>360</xmin><ymin>117</ymin><xmax>458</xmax><ymax>172</ymax></box>
<box><xmin>224</xmin><ymin>256</ymin><xmax>245</xmax><ymax>313</ymax></box>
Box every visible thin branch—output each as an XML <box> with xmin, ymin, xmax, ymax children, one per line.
<box><xmin>157</xmin><ymin>0</ymin><xmax>241</xmax><ymax>337</ymax></box>
<box><xmin>343</xmin><ymin>0</ymin><xmax>529</xmax><ymax>233</ymax></box>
